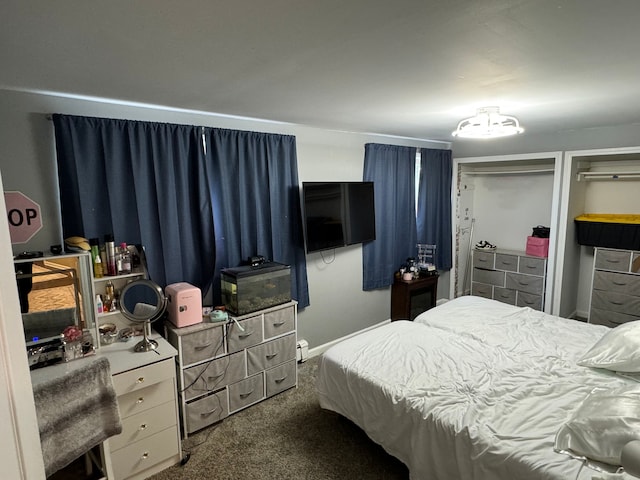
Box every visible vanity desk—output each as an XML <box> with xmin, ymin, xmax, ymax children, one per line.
<box><xmin>31</xmin><ymin>334</ymin><xmax>181</xmax><ymax>480</ymax></box>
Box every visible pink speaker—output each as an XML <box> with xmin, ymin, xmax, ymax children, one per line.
<box><xmin>165</xmin><ymin>282</ymin><xmax>202</xmax><ymax>328</ymax></box>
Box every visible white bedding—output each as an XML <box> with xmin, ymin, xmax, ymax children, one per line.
<box><xmin>317</xmin><ymin>296</ymin><xmax>635</xmax><ymax>480</ymax></box>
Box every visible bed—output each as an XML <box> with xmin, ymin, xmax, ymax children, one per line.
<box><xmin>317</xmin><ymin>296</ymin><xmax>640</xmax><ymax>480</ymax></box>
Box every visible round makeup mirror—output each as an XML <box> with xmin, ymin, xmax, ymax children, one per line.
<box><xmin>119</xmin><ymin>279</ymin><xmax>167</xmax><ymax>352</ymax></box>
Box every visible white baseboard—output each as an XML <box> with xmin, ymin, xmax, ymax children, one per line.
<box><xmin>307</xmin><ymin>318</ymin><xmax>391</xmax><ymax>360</ymax></box>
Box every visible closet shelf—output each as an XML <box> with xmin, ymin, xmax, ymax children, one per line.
<box><xmin>462</xmin><ymin>168</ymin><xmax>554</xmax><ymax>176</ymax></box>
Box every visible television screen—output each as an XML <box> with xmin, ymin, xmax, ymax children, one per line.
<box><xmin>302</xmin><ymin>182</ymin><xmax>375</xmax><ymax>253</ymax></box>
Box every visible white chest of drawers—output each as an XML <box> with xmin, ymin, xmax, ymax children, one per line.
<box><xmin>100</xmin><ymin>335</ymin><xmax>182</xmax><ymax>480</ymax></box>
<box><xmin>589</xmin><ymin>247</ymin><xmax>640</xmax><ymax>327</ymax></box>
<box><xmin>471</xmin><ymin>249</ymin><xmax>547</xmax><ymax>311</ymax></box>
<box><xmin>166</xmin><ymin>301</ymin><xmax>297</xmax><ymax>438</ymax></box>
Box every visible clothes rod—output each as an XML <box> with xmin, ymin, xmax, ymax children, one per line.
<box><xmin>576</xmin><ymin>171</ymin><xmax>640</xmax><ymax>181</ymax></box>
<box><xmin>462</xmin><ymin>168</ymin><xmax>554</xmax><ymax>176</ymax></box>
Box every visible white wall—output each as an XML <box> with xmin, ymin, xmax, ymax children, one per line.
<box><xmin>0</xmin><ymin>88</ymin><xmax>449</xmax><ymax>350</ymax></box>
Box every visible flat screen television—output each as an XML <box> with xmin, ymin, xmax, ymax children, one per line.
<box><xmin>302</xmin><ymin>182</ymin><xmax>376</xmax><ymax>253</ymax></box>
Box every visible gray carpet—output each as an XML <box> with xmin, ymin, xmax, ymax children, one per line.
<box><xmin>150</xmin><ymin>357</ymin><xmax>409</xmax><ymax>480</ymax></box>
<box><xmin>50</xmin><ymin>357</ymin><xmax>409</xmax><ymax>479</ymax></box>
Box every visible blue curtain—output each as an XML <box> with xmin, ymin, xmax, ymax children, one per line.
<box><xmin>362</xmin><ymin>143</ymin><xmax>418</xmax><ymax>290</ymax></box>
<box><xmin>53</xmin><ymin>114</ymin><xmax>215</xmax><ymax>291</ymax></box>
<box><xmin>203</xmin><ymin>128</ymin><xmax>309</xmax><ymax>308</ymax></box>
<box><xmin>417</xmin><ymin>148</ymin><xmax>453</xmax><ymax>270</ymax></box>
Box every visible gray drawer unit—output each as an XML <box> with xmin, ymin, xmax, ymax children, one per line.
<box><xmin>595</xmin><ymin>248</ymin><xmax>633</xmax><ymax>272</ymax></box>
<box><xmin>589</xmin><ymin>248</ymin><xmax>640</xmax><ymax>327</ymax></box>
<box><xmin>166</xmin><ymin>301</ymin><xmax>298</xmax><ymax>438</ymax></box>
<box><xmin>185</xmin><ymin>389</ymin><xmax>228</xmax><ymax>434</ymax></box>
<box><xmin>505</xmin><ymin>272</ymin><xmax>544</xmax><ymax>295</ymax></box>
<box><xmin>227</xmin><ymin>314</ymin><xmax>263</xmax><ymax>353</ymax></box>
<box><xmin>471</xmin><ymin>248</ymin><xmax>547</xmax><ymax>311</ymax></box>
<box><xmin>494</xmin><ymin>287</ymin><xmax>516</xmax><ymax>305</ymax></box>
<box><xmin>247</xmin><ymin>333</ymin><xmax>297</xmax><ymax>375</ymax></box>
<box><xmin>228</xmin><ymin>374</ymin><xmax>265</xmax><ymax>412</ymax></box>
<box><xmin>495</xmin><ymin>253</ymin><xmax>518</xmax><ymax>272</ymax></box>
<box><xmin>265</xmin><ymin>360</ymin><xmax>297</xmax><ymax>397</ymax></box>
<box><xmin>182</xmin><ymin>351</ymin><xmax>246</xmax><ymax>401</ymax></box>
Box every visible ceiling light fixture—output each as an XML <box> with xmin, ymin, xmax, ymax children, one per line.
<box><xmin>452</xmin><ymin>106</ymin><xmax>524</xmax><ymax>139</ymax></box>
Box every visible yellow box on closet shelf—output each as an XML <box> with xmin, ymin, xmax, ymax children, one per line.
<box><xmin>575</xmin><ymin>214</ymin><xmax>640</xmax><ymax>250</ymax></box>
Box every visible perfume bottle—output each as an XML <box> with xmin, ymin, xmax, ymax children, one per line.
<box><xmin>117</xmin><ymin>242</ymin><xmax>132</xmax><ymax>275</ymax></box>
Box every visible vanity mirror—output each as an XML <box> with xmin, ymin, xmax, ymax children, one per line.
<box><xmin>14</xmin><ymin>252</ymin><xmax>95</xmax><ymax>347</ymax></box>
<box><xmin>119</xmin><ymin>278</ymin><xmax>167</xmax><ymax>352</ymax></box>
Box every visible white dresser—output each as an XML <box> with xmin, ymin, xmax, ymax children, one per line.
<box><xmin>166</xmin><ymin>301</ymin><xmax>297</xmax><ymax>437</ymax></box>
<box><xmin>589</xmin><ymin>247</ymin><xmax>640</xmax><ymax>327</ymax></box>
<box><xmin>471</xmin><ymin>248</ymin><xmax>547</xmax><ymax>311</ymax></box>
<box><xmin>99</xmin><ymin>335</ymin><xmax>182</xmax><ymax>480</ymax></box>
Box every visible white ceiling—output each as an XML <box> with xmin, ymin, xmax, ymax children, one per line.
<box><xmin>3</xmin><ymin>0</ymin><xmax>640</xmax><ymax>143</ymax></box>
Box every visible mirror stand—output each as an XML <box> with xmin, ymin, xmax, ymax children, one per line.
<box><xmin>134</xmin><ymin>324</ymin><xmax>158</xmax><ymax>352</ymax></box>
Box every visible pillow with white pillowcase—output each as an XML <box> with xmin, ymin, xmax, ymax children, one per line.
<box><xmin>578</xmin><ymin>321</ymin><xmax>640</xmax><ymax>372</ymax></box>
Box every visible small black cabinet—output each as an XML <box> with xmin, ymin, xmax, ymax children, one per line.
<box><xmin>391</xmin><ymin>275</ymin><xmax>438</xmax><ymax>321</ymax></box>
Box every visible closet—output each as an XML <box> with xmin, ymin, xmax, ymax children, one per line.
<box><xmin>553</xmin><ymin>146</ymin><xmax>640</xmax><ymax>319</ymax></box>
<box><xmin>451</xmin><ymin>152</ymin><xmax>563</xmax><ymax>314</ymax></box>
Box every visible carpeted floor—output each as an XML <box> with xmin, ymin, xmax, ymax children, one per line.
<box><xmin>51</xmin><ymin>357</ymin><xmax>409</xmax><ymax>480</ymax></box>
<box><xmin>149</xmin><ymin>357</ymin><xmax>409</xmax><ymax>480</ymax></box>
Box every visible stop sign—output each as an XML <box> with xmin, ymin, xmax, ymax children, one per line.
<box><xmin>4</xmin><ymin>191</ymin><xmax>43</xmax><ymax>244</ymax></box>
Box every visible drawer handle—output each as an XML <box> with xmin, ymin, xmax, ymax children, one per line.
<box><xmin>478</xmin><ymin>259</ymin><xmax>488</xmax><ymax>263</ymax></box>
<box><xmin>239</xmin><ymin>390</ymin><xmax>254</xmax><ymax>399</ymax></box>
<box><xmin>610</xmin><ymin>300</ymin><xmax>624</xmax><ymax>305</ymax></box>
<box><xmin>524</xmin><ymin>265</ymin><xmax>537</xmax><ymax>270</ymax></box>
<box><xmin>266</xmin><ymin>353</ymin><xmax>278</xmax><ymax>360</ymax></box>
<box><xmin>238</xmin><ymin>331</ymin><xmax>254</xmax><ymax>339</ymax></box>
<box><xmin>201</xmin><ymin>407</ymin><xmax>218</xmax><ymax>417</ymax></box>
<box><xmin>136</xmin><ymin>397</ymin><xmax>145</xmax><ymax>404</ymax></box>
<box><xmin>139</xmin><ymin>424</ymin><xmax>147</xmax><ymax>431</ymax></box>
<box><xmin>194</xmin><ymin>343</ymin><xmax>213</xmax><ymax>351</ymax></box>
<box><xmin>612</xmin><ymin>281</ymin><xmax>628</xmax><ymax>286</ymax></box>
<box><xmin>518</xmin><ymin>282</ymin><xmax>530</xmax><ymax>286</ymax></box>
<box><xmin>272</xmin><ymin>321</ymin><xmax>286</xmax><ymax>327</ymax></box>
<box><xmin>136</xmin><ymin>377</ymin><xmax>145</xmax><ymax>384</ymax></box>
<box><xmin>141</xmin><ymin>452</ymin><xmax>149</xmax><ymax>460</ymax></box>
<box><xmin>275</xmin><ymin>375</ymin><xmax>287</xmax><ymax>384</ymax></box>
<box><xmin>207</xmin><ymin>373</ymin><xmax>224</xmax><ymax>381</ymax></box>
<box><xmin>606</xmin><ymin>259</ymin><xmax>621</xmax><ymax>263</ymax></box>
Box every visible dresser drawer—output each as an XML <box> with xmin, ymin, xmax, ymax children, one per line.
<box><xmin>473</xmin><ymin>268</ymin><xmax>505</xmax><ymax>287</ymax></box>
<box><xmin>593</xmin><ymin>270</ymin><xmax>640</xmax><ymax>297</ymax></box>
<box><xmin>265</xmin><ymin>360</ymin><xmax>296</xmax><ymax>397</ymax></box>
<box><xmin>118</xmin><ymin>378</ymin><xmax>175</xmax><ymax>418</ymax></box>
<box><xmin>109</xmin><ymin>400</ymin><xmax>177</xmax><ymax>451</ymax></box>
<box><xmin>111</xmin><ymin>425</ymin><xmax>180</xmax><ymax>479</ymax></box>
<box><xmin>229</xmin><ymin>373</ymin><xmax>265</xmax><ymax>412</ymax></box>
<box><xmin>185</xmin><ymin>389</ymin><xmax>229</xmax><ymax>434</ymax></box>
<box><xmin>589</xmin><ymin>307</ymin><xmax>640</xmax><ymax>327</ymax></box>
<box><xmin>473</xmin><ymin>250</ymin><xmax>495</xmax><ymax>269</ymax></box>
<box><xmin>247</xmin><ymin>333</ymin><xmax>296</xmax><ymax>375</ymax></box>
<box><xmin>595</xmin><ymin>249</ymin><xmax>633</xmax><ymax>272</ymax></box>
<box><xmin>516</xmin><ymin>291</ymin><xmax>543</xmax><ymax>310</ymax></box>
<box><xmin>506</xmin><ymin>272</ymin><xmax>544</xmax><ymax>295</ymax></box>
<box><xmin>471</xmin><ymin>282</ymin><xmax>492</xmax><ymax>299</ymax></box>
<box><xmin>112</xmin><ymin>359</ymin><xmax>175</xmax><ymax>397</ymax></box>
<box><xmin>495</xmin><ymin>253</ymin><xmax>518</xmax><ymax>272</ymax></box>
<box><xmin>493</xmin><ymin>287</ymin><xmax>516</xmax><ymax>305</ymax></box>
<box><xmin>591</xmin><ymin>290</ymin><xmax>640</xmax><ymax>316</ymax></box>
<box><xmin>182</xmin><ymin>351</ymin><xmax>246</xmax><ymax>401</ymax></box>
<box><xmin>264</xmin><ymin>305</ymin><xmax>295</xmax><ymax>339</ymax></box>
<box><xmin>518</xmin><ymin>256</ymin><xmax>546</xmax><ymax>276</ymax></box>
<box><xmin>227</xmin><ymin>315</ymin><xmax>263</xmax><ymax>353</ymax></box>
<box><xmin>179</xmin><ymin>325</ymin><xmax>225</xmax><ymax>366</ymax></box>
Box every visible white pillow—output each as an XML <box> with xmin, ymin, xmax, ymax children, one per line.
<box><xmin>555</xmin><ymin>386</ymin><xmax>640</xmax><ymax>467</ymax></box>
<box><xmin>578</xmin><ymin>321</ymin><xmax>640</xmax><ymax>372</ymax></box>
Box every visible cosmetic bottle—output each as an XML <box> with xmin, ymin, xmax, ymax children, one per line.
<box><xmin>117</xmin><ymin>242</ymin><xmax>132</xmax><ymax>275</ymax></box>
<box><xmin>89</xmin><ymin>237</ymin><xmax>103</xmax><ymax>278</ymax></box>
<box><xmin>104</xmin><ymin>234</ymin><xmax>117</xmax><ymax>276</ymax></box>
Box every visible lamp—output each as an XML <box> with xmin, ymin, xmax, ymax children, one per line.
<box><xmin>452</xmin><ymin>106</ymin><xmax>524</xmax><ymax>139</ymax></box>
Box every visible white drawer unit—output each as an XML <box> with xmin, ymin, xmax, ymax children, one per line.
<box><xmin>166</xmin><ymin>301</ymin><xmax>298</xmax><ymax>437</ymax></box>
<box><xmin>589</xmin><ymin>247</ymin><xmax>640</xmax><ymax>327</ymax></box>
<box><xmin>471</xmin><ymin>249</ymin><xmax>547</xmax><ymax>311</ymax></box>
<box><xmin>101</xmin><ymin>348</ymin><xmax>182</xmax><ymax>480</ymax></box>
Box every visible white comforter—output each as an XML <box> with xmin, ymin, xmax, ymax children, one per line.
<box><xmin>317</xmin><ymin>296</ymin><xmax>634</xmax><ymax>480</ymax></box>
